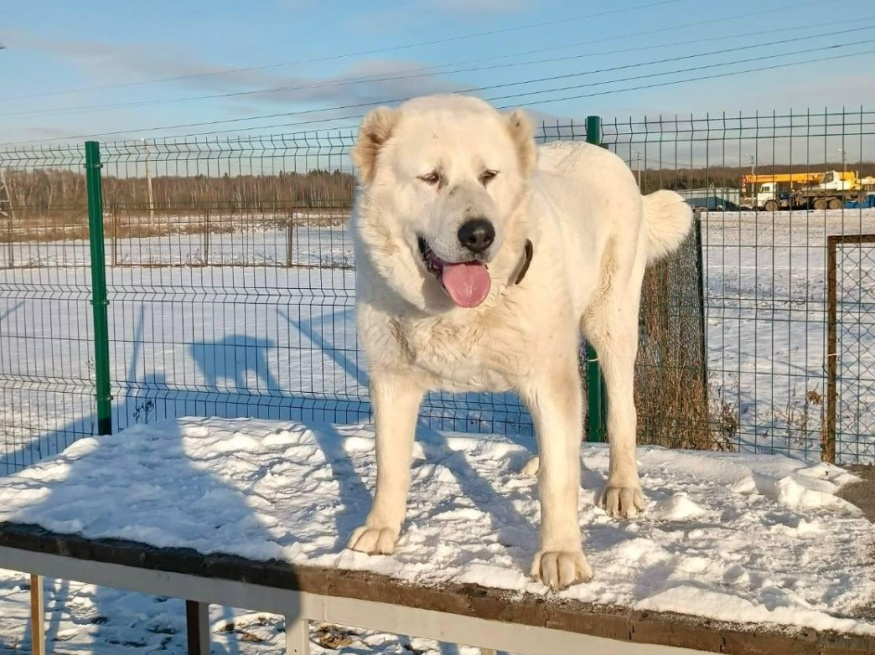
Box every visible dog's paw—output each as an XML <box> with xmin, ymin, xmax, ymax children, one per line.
<box><xmin>531</xmin><ymin>549</ymin><xmax>593</xmax><ymax>590</ymax></box>
<box><xmin>346</xmin><ymin>525</ymin><xmax>399</xmax><ymax>555</ymax></box>
<box><xmin>599</xmin><ymin>483</ymin><xmax>645</xmax><ymax>518</ymax></box>
<box><xmin>520</xmin><ymin>455</ymin><xmax>540</xmax><ymax>477</ymax></box>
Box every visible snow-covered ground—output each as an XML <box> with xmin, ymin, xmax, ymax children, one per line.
<box><xmin>0</xmin><ymin>417</ymin><xmax>872</xmax><ymax>654</ymax></box>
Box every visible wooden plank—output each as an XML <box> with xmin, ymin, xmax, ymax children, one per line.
<box><xmin>29</xmin><ymin>573</ymin><xmax>45</xmax><ymax>655</ymax></box>
<box><xmin>185</xmin><ymin>600</ymin><xmax>210</xmax><ymax>655</ymax></box>
<box><xmin>1</xmin><ymin>524</ymin><xmax>874</xmax><ymax>655</ymax></box>
<box><xmin>0</xmin><ymin>546</ymin><xmax>709</xmax><ymax>655</ymax></box>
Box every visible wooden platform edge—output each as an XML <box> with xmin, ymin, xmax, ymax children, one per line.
<box><xmin>0</xmin><ymin>521</ymin><xmax>872</xmax><ymax>655</ymax></box>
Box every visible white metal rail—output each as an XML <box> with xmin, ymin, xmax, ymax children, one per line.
<box><xmin>0</xmin><ymin>545</ymin><xmax>704</xmax><ymax>655</ymax></box>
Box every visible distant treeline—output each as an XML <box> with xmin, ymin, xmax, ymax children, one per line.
<box><xmin>5</xmin><ymin>163</ymin><xmax>874</xmax><ymax>217</ymax></box>
<box><xmin>4</xmin><ymin>169</ymin><xmax>356</xmax><ymax>216</ymax></box>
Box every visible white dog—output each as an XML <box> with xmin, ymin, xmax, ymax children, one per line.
<box><xmin>347</xmin><ymin>94</ymin><xmax>692</xmax><ymax>590</ymax></box>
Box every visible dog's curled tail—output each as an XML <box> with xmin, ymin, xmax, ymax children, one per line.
<box><xmin>642</xmin><ymin>189</ymin><xmax>694</xmax><ymax>264</ymax></box>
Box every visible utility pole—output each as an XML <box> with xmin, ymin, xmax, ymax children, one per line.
<box><xmin>142</xmin><ymin>138</ymin><xmax>155</xmax><ymax>226</ymax></box>
<box><xmin>0</xmin><ymin>45</ymin><xmax>9</xmax><ymax>264</ymax></box>
<box><xmin>0</xmin><ymin>168</ymin><xmax>13</xmax><ymax>220</ymax></box>
<box><xmin>631</xmin><ymin>150</ymin><xmax>642</xmax><ymax>189</ymax></box>
<box><xmin>745</xmin><ymin>153</ymin><xmax>755</xmax><ymax>197</ymax></box>
<box><xmin>837</xmin><ymin>148</ymin><xmax>847</xmax><ymax>188</ymax></box>
<box><xmin>1</xmin><ymin>168</ymin><xmax>14</xmax><ymax>267</ymax></box>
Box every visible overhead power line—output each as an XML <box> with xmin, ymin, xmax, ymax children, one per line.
<box><xmin>4</xmin><ymin>20</ymin><xmax>871</xmax><ymax>120</ymax></box>
<box><xmin>2</xmin><ymin>0</ymin><xmax>844</xmax><ymax>106</ymax></box>
<box><xmin>4</xmin><ymin>39</ymin><xmax>870</xmax><ymax>146</ymax></box>
<box><xmin>500</xmin><ymin>47</ymin><xmax>875</xmax><ymax>111</ymax></box>
<box><xmin>202</xmin><ymin>44</ymin><xmax>875</xmax><ymax>139</ymax></box>
<box><xmin>179</xmin><ymin>45</ymin><xmax>875</xmax><ymax>139</ymax></box>
<box><xmin>0</xmin><ymin>0</ymin><xmax>689</xmax><ymax>103</ymax></box>
<box><xmin>486</xmin><ymin>38</ymin><xmax>872</xmax><ymax>104</ymax></box>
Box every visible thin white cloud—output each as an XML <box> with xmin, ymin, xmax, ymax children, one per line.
<box><xmin>1</xmin><ymin>34</ymin><xmax>477</xmax><ymax>141</ymax></box>
<box><xmin>8</xmin><ymin>32</ymin><xmax>269</xmax><ymax>92</ymax></box>
<box><xmin>9</xmin><ymin>32</ymin><xmax>467</xmax><ymax>105</ymax></box>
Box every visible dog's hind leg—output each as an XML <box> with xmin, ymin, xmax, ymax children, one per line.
<box><xmin>347</xmin><ymin>374</ymin><xmax>424</xmax><ymax>555</ymax></box>
<box><xmin>519</xmin><ymin>359</ymin><xmax>592</xmax><ymax>589</ymax></box>
<box><xmin>583</xmin><ymin>286</ymin><xmax>646</xmax><ymax>519</ymax></box>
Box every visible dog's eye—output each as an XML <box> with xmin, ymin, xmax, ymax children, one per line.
<box><xmin>418</xmin><ymin>171</ymin><xmax>441</xmax><ymax>186</ymax></box>
<box><xmin>479</xmin><ymin>169</ymin><xmax>498</xmax><ymax>186</ymax></box>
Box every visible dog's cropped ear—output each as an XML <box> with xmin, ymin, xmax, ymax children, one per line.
<box><xmin>504</xmin><ymin>109</ymin><xmax>537</xmax><ymax>177</ymax></box>
<box><xmin>351</xmin><ymin>106</ymin><xmax>399</xmax><ymax>185</ymax></box>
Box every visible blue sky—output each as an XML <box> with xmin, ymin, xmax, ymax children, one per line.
<box><xmin>1</xmin><ymin>0</ymin><xmax>874</xmax><ymax>145</ymax></box>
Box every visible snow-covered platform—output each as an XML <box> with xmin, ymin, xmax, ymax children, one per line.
<box><xmin>0</xmin><ymin>417</ymin><xmax>872</xmax><ymax>654</ymax></box>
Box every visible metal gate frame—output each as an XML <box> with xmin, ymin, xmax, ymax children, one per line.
<box><xmin>825</xmin><ymin>233</ymin><xmax>875</xmax><ymax>463</ymax></box>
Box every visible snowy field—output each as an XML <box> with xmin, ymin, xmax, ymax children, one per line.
<box><xmin>1</xmin><ymin>208</ymin><xmax>874</xmax><ymax>653</ymax></box>
<box><xmin>0</xmin><ymin>417</ymin><xmax>872</xmax><ymax>654</ymax></box>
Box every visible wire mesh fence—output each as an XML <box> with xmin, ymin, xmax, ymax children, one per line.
<box><xmin>598</xmin><ymin>108</ymin><xmax>875</xmax><ymax>463</ymax></box>
<box><xmin>94</xmin><ymin>135</ymin><xmax>366</xmax><ymax>442</ymax></box>
<box><xmin>0</xmin><ymin>144</ymin><xmax>96</xmax><ymax>473</ymax></box>
<box><xmin>827</xmin><ymin>235</ymin><xmax>875</xmax><ymax>464</ymax></box>
<box><xmin>1</xmin><ymin>106</ymin><xmax>874</xmax><ymax>475</ymax></box>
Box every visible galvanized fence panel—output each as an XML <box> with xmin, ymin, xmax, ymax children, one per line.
<box><xmin>598</xmin><ymin>109</ymin><xmax>875</xmax><ymax>461</ymax></box>
<box><xmin>94</xmin><ymin>134</ymin><xmax>538</xmax><ymax>440</ymax></box>
<box><xmin>96</xmin><ymin>134</ymin><xmax>366</xmax><ymax>436</ymax></box>
<box><xmin>827</xmin><ymin>235</ymin><xmax>875</xmax><ymax>464</ymax></box>
<box><xmin>0</xmin><ymin>144</ymin><xmax>96</xmax><ymax>475</ymax></box>
<box><xmin>2</xmin><ymin>107</ymin><xmax>874</xmax><ymax>473</ymax></box>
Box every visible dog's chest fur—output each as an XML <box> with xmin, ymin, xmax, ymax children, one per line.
<box><xmin>385</xmin><ymin>311</ymin><xmax>527</xmax><ymax>393</ymax></box>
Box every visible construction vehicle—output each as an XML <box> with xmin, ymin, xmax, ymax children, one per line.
<box><xmin>742</xmin><ymin>170</ymin><xmax>863</xmax><ymax>211</ymax></box>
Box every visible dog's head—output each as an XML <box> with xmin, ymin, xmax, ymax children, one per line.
<box><xmin>351</xmin><ymin>94</ymin><xmax>536</xmax><ymax>313</ymax></box>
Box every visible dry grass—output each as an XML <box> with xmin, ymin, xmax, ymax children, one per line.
<box><xmin>634</xmin><ymin>227</ymin><xmax>719</xmax><ymax>450</ymax></box>
<box><xmin>779</xmin><ymin>387</ymin><xmax>825</xmax><ymax>447</ymax></box>
<box><xmin>708</xmin><ymin>379</ymin><xmax>740</xmax><ymax>450</ymax></box>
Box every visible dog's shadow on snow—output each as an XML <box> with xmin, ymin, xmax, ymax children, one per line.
<box><xmin>189</xmin><ymin>335</ymin><xmax>280</xmax><ymax>392</ymax></box>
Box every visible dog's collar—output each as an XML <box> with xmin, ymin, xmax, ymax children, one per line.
<box><xmin>513</xmin><ymin>239</ymin><xmax>534</xmax><ymax>285</ymax></box>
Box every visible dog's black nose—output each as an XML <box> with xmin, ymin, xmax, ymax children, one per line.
<box><xmin>458</xmin><ymin>218</ymin><xmax>495</xmax><ymax>254</ymax></box>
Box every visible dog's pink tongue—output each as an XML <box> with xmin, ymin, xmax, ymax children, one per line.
<box><xmin>440</xmin><ymin>261</ymin><xmax>491</xmax><ymax>308</ymax></box>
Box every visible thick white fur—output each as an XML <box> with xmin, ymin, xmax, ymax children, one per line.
<box><xmin>348</xmin><ymin>94</ymin><xmax>693</xmax><ymax>590</ymax></box>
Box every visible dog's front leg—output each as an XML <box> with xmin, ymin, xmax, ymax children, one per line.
<box><xmin>520</xmin><ymin>364</ymin><xmax>592</xmax><ymax>590</ymax></box>
<box><xmin>347</xmin><ymin>374</ymin><xmax>423</xmax><ymax>555</ymax></box>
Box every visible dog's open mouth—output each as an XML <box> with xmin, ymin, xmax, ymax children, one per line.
<box><xmin>417</xmin><ymin>237</ymin><xmax>491</xmax><ymax>308</ymax></box>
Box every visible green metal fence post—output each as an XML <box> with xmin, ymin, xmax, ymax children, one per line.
<box><xmin>693</xmin><ymin>211</ymin><xmax>709</xmax><ymax>412</ymax></box>
<box><xmin>85</xmin><ymin>141</ymin><xmax>112</xmax><ymax>436</ymax></box>
<box><xmin>584</xmin><ymin>115</ymin><xmax>607</xmax><ymax>443</ymax></box>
